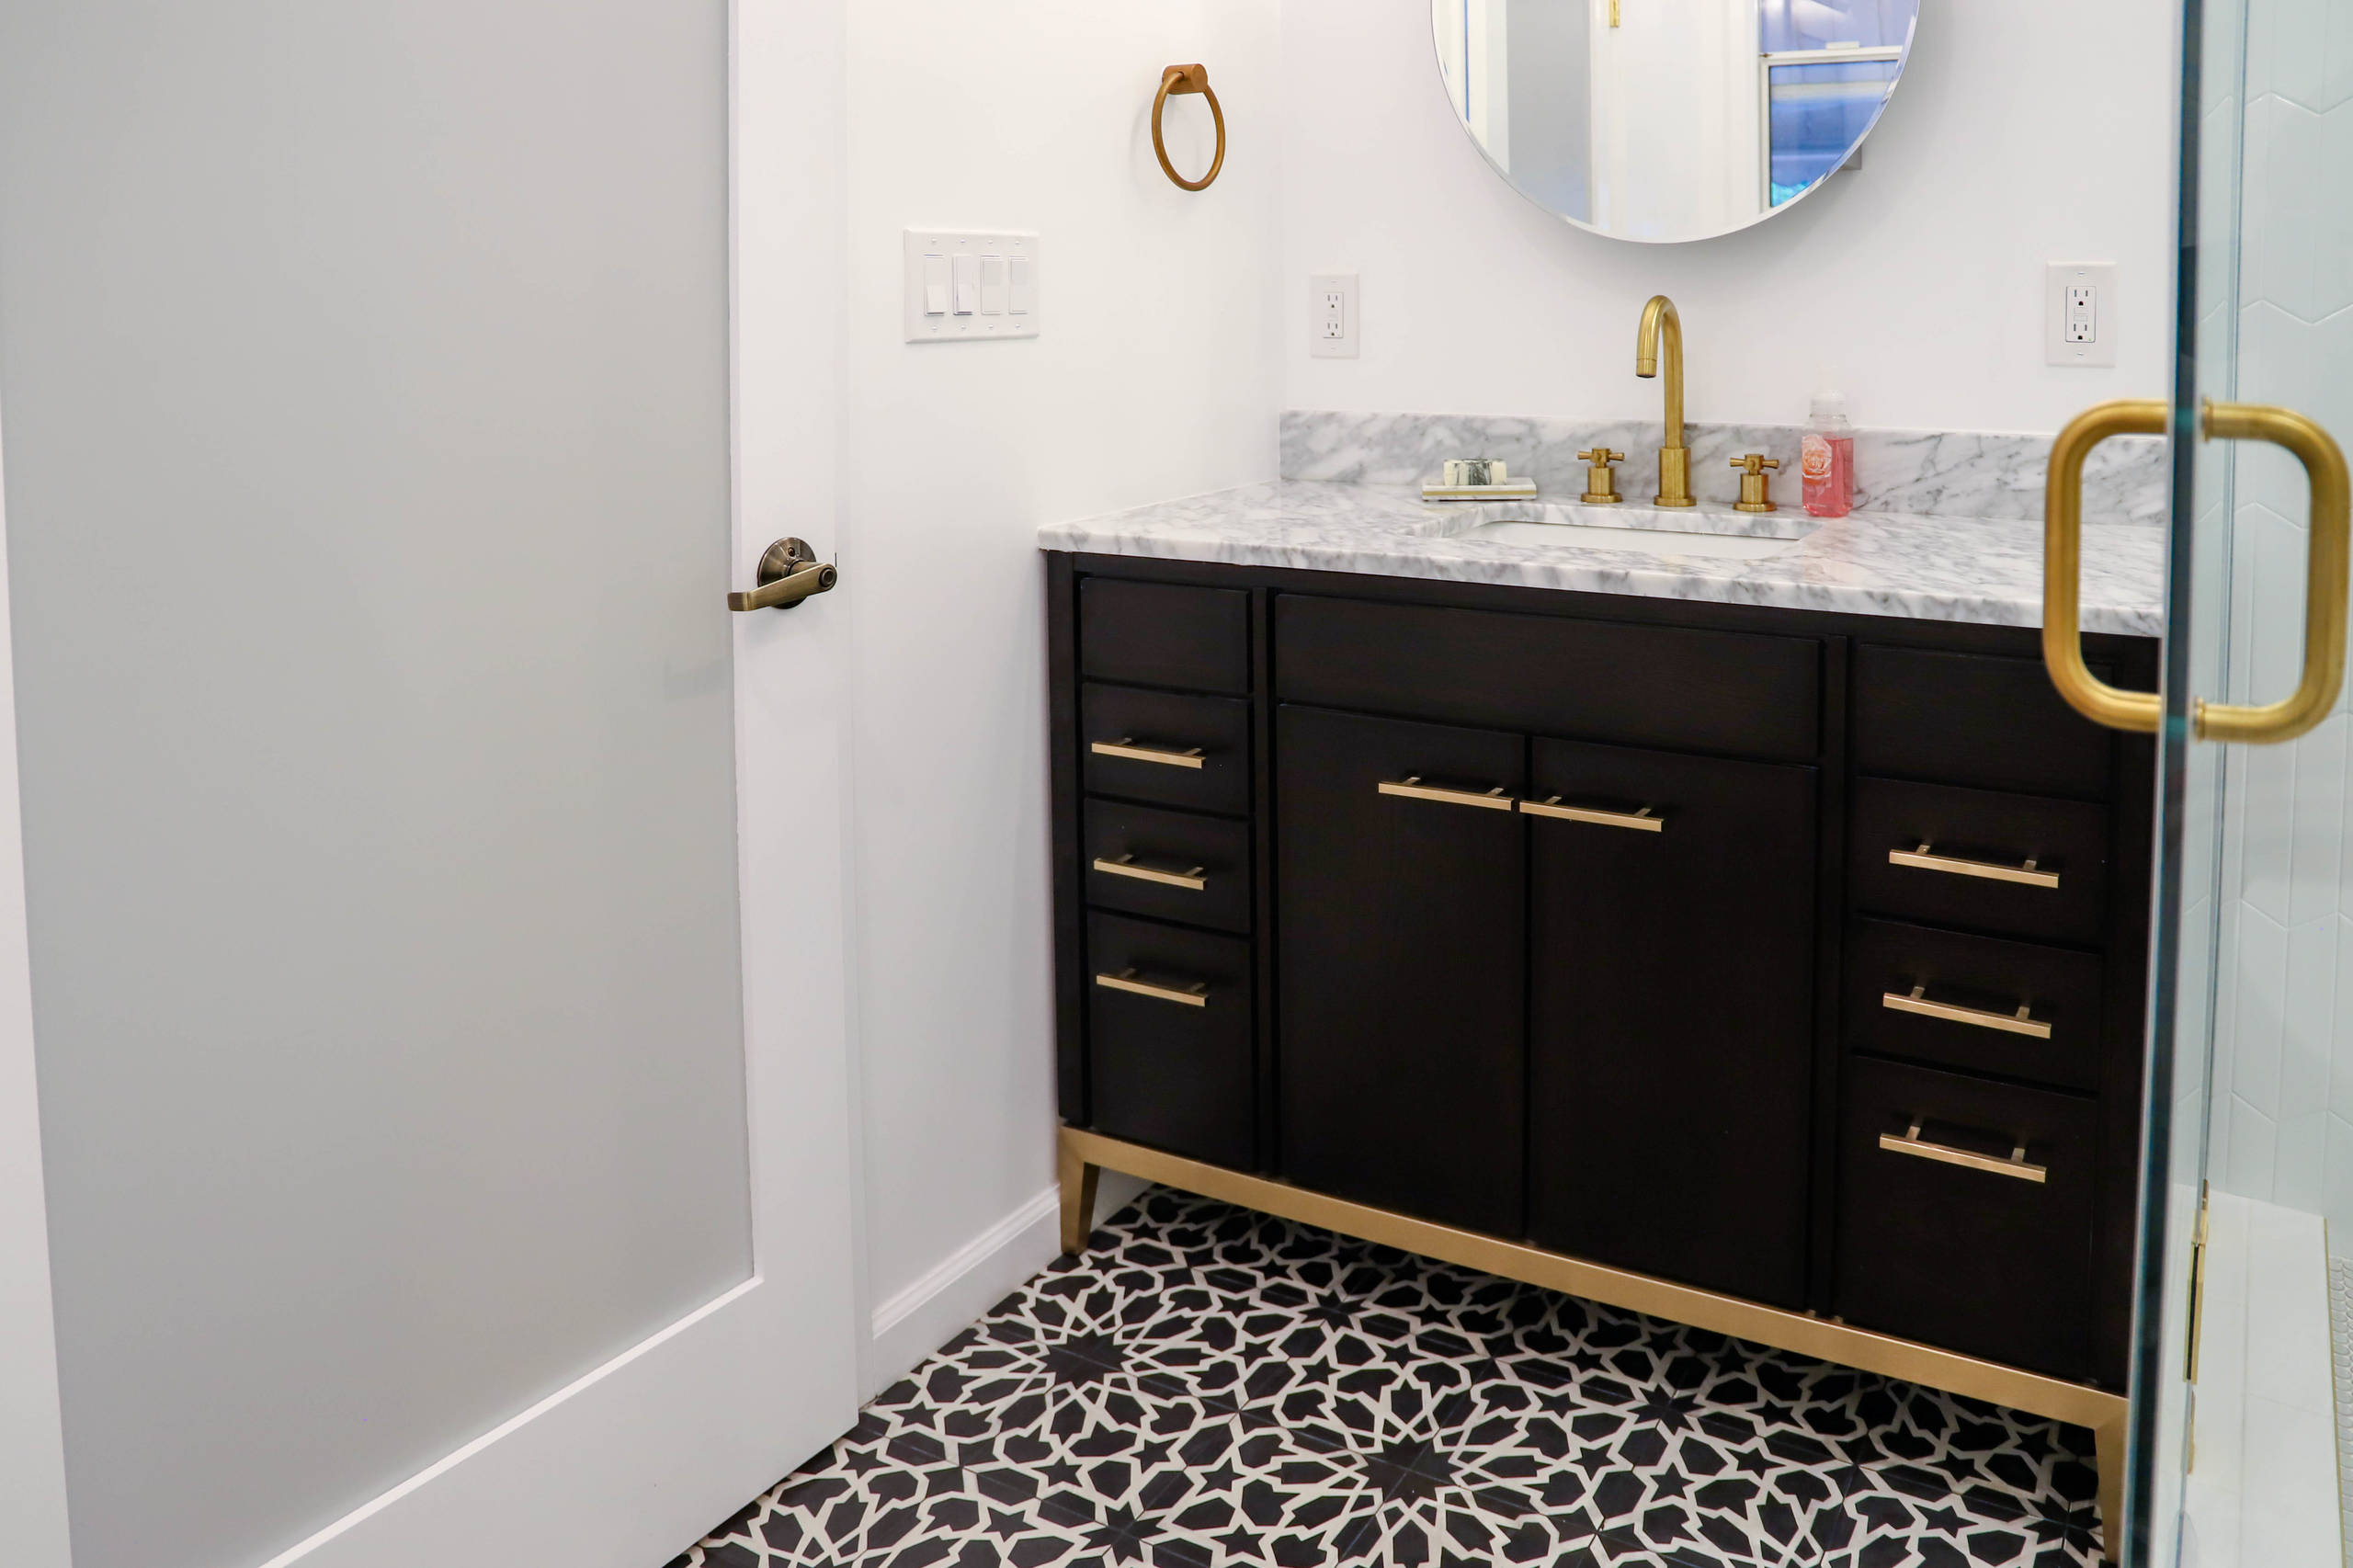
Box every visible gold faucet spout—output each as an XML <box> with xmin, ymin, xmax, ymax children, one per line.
<box><xmin>1635</xmin><ymin>294</ymin><xmax>1693</xmax><ymax>506</ymax></box>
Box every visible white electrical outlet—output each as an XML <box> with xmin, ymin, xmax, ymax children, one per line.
<box><xmin>1310</xmin><ymin>274</ymin><xmax>1358</xmax><ymax>359</ymax></box>
<box><xmin>2046</xmin><ymin>263</ymin><xmax>2117</xmax><ymax>368</ymax></box>
<box><xmin>904</xmin><ymin>230</ymin><xmax>1040</xmax><ymax>343</ymax></box>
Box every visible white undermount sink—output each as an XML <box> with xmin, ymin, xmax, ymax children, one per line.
<box><xmin>1427</xmin><ymin>502</ymin><xmax>1823</xmax><ymax>561</ymax></box>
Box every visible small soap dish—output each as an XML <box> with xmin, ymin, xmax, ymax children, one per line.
<box><xmin>1422</xmin><ymin>458</ymin><xmax>1538</xmax><ymax>502</ymax></box>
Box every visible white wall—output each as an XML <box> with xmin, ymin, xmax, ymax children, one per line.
<box><xmin>1280</xmin><ymin>0</ymin><xmax>2174</xmax><ymax>430</ymax></box>
<box><xmin>847</xmin><ymin>0</ymin><xmax>2187</xmax><ymax>1381</ymax></box>
<box><xmin>841</xmin><ymin>0</ymin><xmax>1281</xmax><ymax>1382</ymax></box>
<box><xmin>2202</xmin><ymin>0</ymin><xmax>2353</xmax><ymax>1233</ymax></box>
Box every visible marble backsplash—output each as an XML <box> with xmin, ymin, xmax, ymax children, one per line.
<box><xmin>1279</xmin><ymin>410</ymin><xmax>2170</xmax><ymax>526</ymax></box>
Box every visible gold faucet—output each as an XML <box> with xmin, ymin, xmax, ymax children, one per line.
<box><xmin>1635</xmin><ymin>294</ymin><xmax>1694</xmax><ymax>507</ymax></box>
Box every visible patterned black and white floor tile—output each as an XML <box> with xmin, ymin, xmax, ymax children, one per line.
<box><xmin>668</xmin><ymin>1188</ymin><xmax>2100</xmax><ymax>1568</ymax></box>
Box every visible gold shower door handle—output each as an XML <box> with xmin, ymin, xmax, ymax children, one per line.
<box><xmin>2197</xmin><ymin>403</ymin><xmax>2350</xmax><ymax>741</ymax></box>
<box><xmin>2043</xmin><ymin>399</ymin><xmax>2350</xmax><ymax>743</ymax></box>
<box><xmin>2041</xmin><ymin>400</ymin><xmax>2165</xmax><ymax>733</ymax></box>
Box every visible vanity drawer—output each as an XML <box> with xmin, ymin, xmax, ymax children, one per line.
<box><xmin>1081</xmin><ymin>684</ymin><xmax>1251</xmax><ymax>815</ymax></box>
<box><xmin>1086</xmin><ymin>912</ymin><xmax>1254</xmax><ymax>1169</ymax></box>
<box><xmin>1274</xmin><ymin>594</ymin><xmax>1820</xmax><ymax>763</ymax></box>
<box><xmin>1849</xmin><ymin>778</ymin><xmax>2109</xmax><ymax>945</ymax></box>
<box><xmin>1836</xmin><ymin>1056</ymin><xmax>2098</xmax><ymax>1381</ymax></box>
<box><xmin>1847</xmin><ymin>918</ymin><xmax>2104</xmax><ymax>1092</ymax></box>
<box><xmin>1084</xmin><ymin>799</ymin><xmax>1252</xmax><ymax>934</ymax></box>
<box><xmin>1855</xmin><ymin>644</ymin><xmax>2116</xmax><ymax>800</ymax></box>
<box><xmin>1079</xmin><ymin>577</ymin><xmax>1250</xmax><ymax>695</ymax></box>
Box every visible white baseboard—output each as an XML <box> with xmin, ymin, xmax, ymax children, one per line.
<box><xmin>864</xmin><ymin>1171</ymin><xmax>1150</xmax><ymax>1397</ymax></box>
<box><xmin>254</xmin><ymin>1270</ymin><xmax>856</xmax><ymax>1568</ymax></box>
<box><xmin>867</xmin><ymin>1187</ymin><xmax>1057</xmax><ymax>1396</ymax></box>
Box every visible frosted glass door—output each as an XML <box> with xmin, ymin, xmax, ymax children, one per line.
<box><xmin>0</xmin><ymin>6</ymin><xmax>791</xmax><ymax>1565</ymax></box>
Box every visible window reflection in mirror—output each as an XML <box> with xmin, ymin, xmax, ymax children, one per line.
<box><xmin>1432</xmin><ymin>0</ymin><xmax>1920</xmax><ymax>244</ymax></box>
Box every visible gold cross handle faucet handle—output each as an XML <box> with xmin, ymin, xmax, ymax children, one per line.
<box><xmin>1730</xmin><ymin>453</ymin><xmax>1781</xmax><ymax>514</ymax></box>
<box><xmin>1578</xmin><ymin>449</ymin><xmax>1626</xmax><ymax>506</ymax></box>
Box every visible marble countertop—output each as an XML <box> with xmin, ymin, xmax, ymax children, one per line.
<box><xmin>1037</xmin><ymin>480</ymin><xmax>2165</xmax><ymax>637</ymax></box>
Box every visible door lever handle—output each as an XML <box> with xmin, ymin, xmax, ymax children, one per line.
<box><xmin>728</xmin><ymin>537</ymin><xmax>839</xmax><ymax>611</ymax></box>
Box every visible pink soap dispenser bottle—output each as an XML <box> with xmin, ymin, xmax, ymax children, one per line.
<box><xmin>1802</xmin><ymin>391</ymin><xmax>1854</xmax><ymax>518</ymax></box>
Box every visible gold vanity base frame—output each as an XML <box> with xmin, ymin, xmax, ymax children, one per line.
<box><xmin>1058</xmin><ymin>1125</ymin><xmax>2129</xmax><ymax>1563</ymax></box>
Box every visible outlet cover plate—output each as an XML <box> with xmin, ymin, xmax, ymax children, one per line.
<box><xmin>2046</xmin><ymin>262</ymin><xmax>2117</xmax><ymax>368</ymax></box>
<box><xmin>1310</xmin><ymin>273</ymin><xmax>1359</xmax><ymax>359</ymax></box>
<box><xmin>904</xmin><ymin>231</ymin><xmax>1040</xmax><ymax>344</ymax></box>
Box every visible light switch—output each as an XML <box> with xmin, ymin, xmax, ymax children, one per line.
<box><xmin>903</xmin><ymin>231</ymin><xmax>1040</xmax><ymax>342</ymax></box>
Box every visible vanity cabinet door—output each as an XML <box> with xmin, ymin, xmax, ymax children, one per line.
<box><xmin>1276</xmin><ymin>705</ymin><xmax>1526</xmax><ymax>1236</ymax></box>
<box><xmin>1526</xmin><ymin>739</ymin><xmax>1817</xmax><ymax>1309</ymax></box>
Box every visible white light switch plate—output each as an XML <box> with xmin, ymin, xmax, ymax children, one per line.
<box><xmin>2046</xmin><ymin>262</ymin><xmax>2117</xmax><ymax>368</ymax></box>
<box><xmin>904</xmin><ymin>231</ymin><xmax>1039</xmax><ymax>343</ymax></box>
<box><xmin>1309</xmin><ymin>274</ymin><xmax>1358</xmax><ymax>359</ymax></box>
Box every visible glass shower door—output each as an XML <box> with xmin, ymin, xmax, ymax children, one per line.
<box><xmin>2108</xmin><ymin>0</ymin><xmax>2353</xmax><ymax>1562</ymax></box>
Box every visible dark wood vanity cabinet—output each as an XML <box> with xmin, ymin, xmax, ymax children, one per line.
<box><xmin>1047</xmin><ymin>551</ymin><xmax>2154</xmax><ymax>1392</ymax></box>
<box><xmin>1276</xmin><ymin>706</ymin><xmax>1528</xmax><ymax>1234</ymax></box>
<box><xmin>1527</xmin><ymin>739</ymin><xmax>1819</xmax><ymax>1310</ymax></box>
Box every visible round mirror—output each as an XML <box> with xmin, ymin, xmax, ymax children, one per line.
<box><xmin>1431</xmin><ymin>0</ymin><xmax>1920</xmax><ymax>244</ymax></box>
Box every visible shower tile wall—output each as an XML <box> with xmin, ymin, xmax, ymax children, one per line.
<box><xmin>2205</xmin><ymin>0</ymin><xmax>2353</xmax><ymax>1231</ymax></box>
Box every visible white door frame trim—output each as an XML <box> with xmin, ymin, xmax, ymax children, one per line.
<box><xmin>0</xmin><ymin>4</ymin><xmax>859</xmax><ymax>1562</ymax></box>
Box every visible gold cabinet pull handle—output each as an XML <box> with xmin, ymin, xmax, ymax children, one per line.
<box><xmin>1089</xmin><ymin>737</ymin><xmax>1206</xmax><ymax>769</ymax></box>
<box><xmin>1091</xmin><ymin>854</ymin><xmax>1207</xmax><ymax>892</ymax></box>
<box><xmin>1518</xmin><ymin>795</ymin><xmax>1665</xmax><ymax>832</ymax></box>
<box><xmin>1095</xmin><ymin>968</ymin><xmax>1209</xmax><ymax>1007</ymax></box>
<box><xmin>1377</xmin><ymin>777</ymin><xmax>1516</xmax><ymax>812</ymax></box>
<box><xmin>1880</xmin><ymin>1119</ymin><xmax>2048</xmax><ymax>1184</ymax></box>
<box><xmin>1888</xmin><ymin>842</ymin><xmax>2059</xmax><ymax>889</ymax></box>
<box><xmin>1882</xmin><ymin>983</ymin><xmax>2053</xmax><ymax>1040</ymax></box>
<box><xmin>2194</xmin><ymin>402</ymin><xmax>2350</xmax><ymax>743</ymax></box>
<box><xmin>2044</xmin><ymin>399</ymin><xmax>2351</xmax><ymax>744</ymax></box>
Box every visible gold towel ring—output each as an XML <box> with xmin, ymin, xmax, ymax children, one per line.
<box><xmin>1152</xmin><ymin>64</ymin><xmax>1224</xmax><ymax>192</ymax></box>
